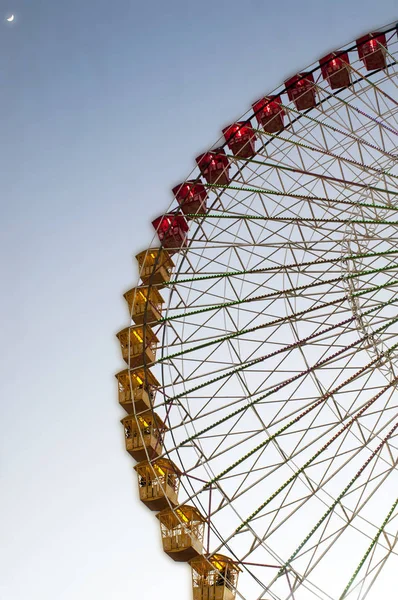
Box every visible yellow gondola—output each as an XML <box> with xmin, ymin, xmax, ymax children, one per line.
<box><xmin>123</xmin><ymin>285</ymin><xmax>164</xmax><ymax>325</ymax></box>
<box><xmin>133</xmin><ymin>457</ymin><xmax>181</xmax><ymax>511</ymax></box>
<box><xmin>156</xmin><ymin>504</ymin><xmax>205</xmax><ymax>562</ymax></box>
<box><xmin>115</xmin><ymin>368</ymin><xmax>160</xmax><ymax>413</ymax></box>
<box><xmin>116</xmin><ymin>325</ymin><xmax>158</xmax><ymax>369</ymax></box>
<box><xmin>136</xmin><ymin>247</ymin><xmax>174</xmax><ymax>288</ymax></box>
<box><xmin>189</xmin><ymin>554</ymin><xmax>241</xmax><ymax>600</ymax></box>
<box><xmin>121</xmin><ymin>411</ymin><xmax>166</xmax><ymax>462</ymax></box>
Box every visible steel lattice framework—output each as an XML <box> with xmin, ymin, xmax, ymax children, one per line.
<box><xmin>120</xmin><ymin>22</ymin><xmax>398</xmax><ymax>600</ymax></box>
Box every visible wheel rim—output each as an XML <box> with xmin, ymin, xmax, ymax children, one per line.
<box><xmin>124</xmin><ymin>23</ymin><xmax>398</xmax><ymax>600</ymax></box>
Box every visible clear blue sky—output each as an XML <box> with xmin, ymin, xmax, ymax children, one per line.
<box><xmin>1</xmin><ymin>1</ymin><xmax>397</xmax><ymax>599</ymax></box>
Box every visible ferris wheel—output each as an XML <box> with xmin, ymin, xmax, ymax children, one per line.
<box><xmin>116</xmin><ymin>23</ymin><xmax>398</xmax><ymax>600</ymax></box>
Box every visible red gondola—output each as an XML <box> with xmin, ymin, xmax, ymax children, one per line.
<box><xmin>320</xmin><ymin>52</ymin><xmax>350</xmax><ymax>89</ymax></box>
<box><xmin>357</xmin><ymin>32</ymin><xmax>387</xmax><ymax>71</ymax></box>
<box><xmin>222</xmin><ymin>122</ymin><xmax>256</xmax><ymax>158</ymax></box>
<box><xmin>195</xmin><ymin>148</ymin><xmax>230</xmax><ymax>186</ymax></box>
<box><xmin>152</xmin><ymin>214</ymin><xmax>189</xmax><ymax>253</ymax></box>
<box><xmin>172</xmin><ymin>180</ymin><xmax>208</xmax><ymax>219</ymax></box>
<box><xmin>252</xmin><ymin>96</ymin><xmax>285</xmax><ymax>134</ymax></box>
<box><xmin>285</xmin><ymin>73</ymin><xmax>316</xmax><ymax>111</ymax></box>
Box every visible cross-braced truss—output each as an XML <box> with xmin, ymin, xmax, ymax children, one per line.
<box><xmin>132</xmin><ymin>25</ymin><xmax>398</xmax><ymax>600</ymax></box>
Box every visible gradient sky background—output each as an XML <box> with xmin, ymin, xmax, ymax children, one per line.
<box><xmin>1</xmin><ymin>1</ymin><xmax>397</xmax><ymax>599</ymax></box>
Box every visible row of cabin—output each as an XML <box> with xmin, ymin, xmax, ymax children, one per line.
<box><xmin>116</xmin><ymin>248</ymin><xmax>241</xmax><ymax>600</ymax></box>
<box><xmin>148</xmin><ymin>31</ymin><xmax>392</xmax><ymax>255</ymax></box>
<box><xmin>123</xmin><ymin>406</ymin><xmax>241</xmax><ymax>598</ymax></box>
<box><xmin>116</xmin><ymin>249</ymin><xmax>173</xmax><ymax>374</ymax></box>
<box><xmin>116</xmin><ymin>248</ymin><xmax>171</xmax><ymax>472</ymax></box>
<box><xmin>134</xmin><ymin>451</ymin><xmax>241</xmax><ymax>600</ymax></box>
<box><xmin>115</xmin><ymin>249</ymin><xmax>171</xmax><ymax>485</ymax></box>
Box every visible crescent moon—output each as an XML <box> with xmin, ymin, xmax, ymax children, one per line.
<box><xmin>6</xmin><ymin>14</ymin><xmax>15</xmax><ymax>22</ymax></box>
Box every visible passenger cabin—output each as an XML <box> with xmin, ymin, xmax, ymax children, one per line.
<box><xmin>172</xmin><ymin>180</ymin><xmax>208</xmax><ymax>219</ymax></box>
<box><xmin>252</xmin><ymin>96</ymin><xmax>285</xmax><ymax>134</ymax></box>
<box><xmin>121</xmin><ymin>411</ymin><xmax>166</xmax><ymax>461</ymax></box>
<box><xmin>136</xmin><ymin>248</ymin><xmax>174</xmax><ymax>288</ymax></box>
<box><xmin>320</xmin><ymin>52</ymin><xmax>351</xmax><ymax>89</ymax></box>
<box><xmin>115</xmin><ymin>368</ymin><xmax>159</xmax><ymax>413</ymax></box>
<box><xmin>222</xmin><ymin>122</ymin><xmax>256</xmax><ymax>159</ymax></box>
<box><xmin>357</xmin><ymin>32</ymin><xmax>387</xmax><ymax>71</ymax></box>
<box><xmin>134</xmin><ymin>457</ymin><xmax>181</xmax><ymax>511</ymax></box>
<box><xmin>196</xmin><ymin>148</ymin><xmax>230</xmax><ymax>186</ymax></box>
<box><xmin>152</xmin><ymin>214</ymin><xmax>189</xmax><ymax>254</ymax></box>
<box><xmin>123</xmin><ymin>286</ymin><xmax>164</xmax><ymax>325</ymax></box>
<box><xmin>116</xmin><ymin>325</ymin><xmax>158</xmax><ymax>369</ymax></box>
<box><xmin>156</xmin><ymin>505</ymin><xmax>205</xmax><ymax>562</ymax></box>
<box><xmin>285</xmin><ymin>73</ymin><xmax>316</xmax><ymax>111</ymax></box>
<box><xmin>190</xmin><ymin>554</ymin><xmax>241</xmax><ymax>600</ymax></box>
